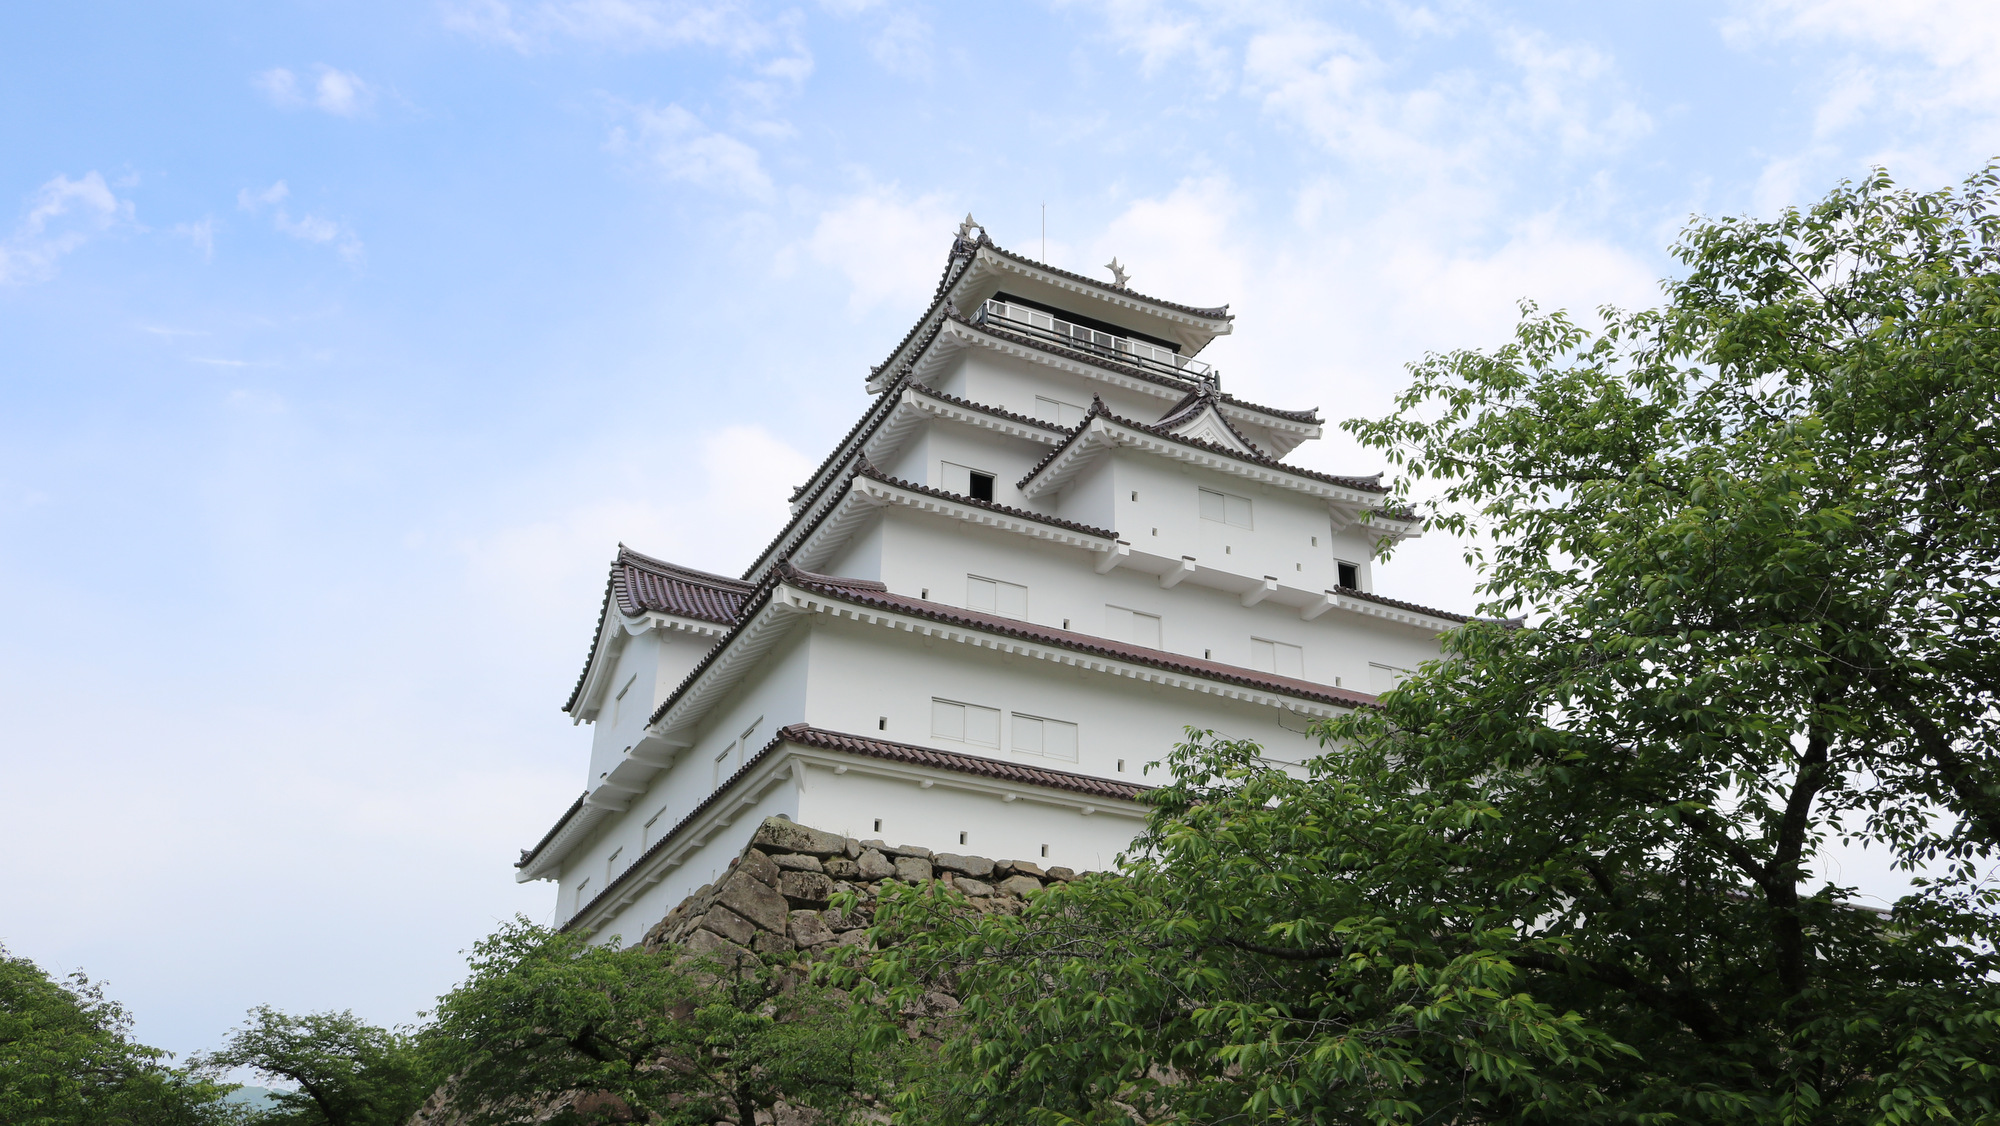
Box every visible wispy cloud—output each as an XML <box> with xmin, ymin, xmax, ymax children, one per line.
<box><xmin>794</xmin><ymin>183</ymin><xmax>958</xmax><ymax>313</ymax></box>
<box><xmin>1727</xmin><ymin>0</ymin><xmax>2000</xmax><ymax>182</ymax></box>
<box><xmin>0</xmin><ymin>171</ymin><xmax>132</xmax><ymax>285</ymax></box>
<box><xmin>172</xmin><ymin>217</ymin><xmax>217</xmax><ymax>260</ymax></box>
<box><xmin>237</xmin><ymin>180</ymin><xmax>364</xmax><ymax>263</ymax></box>
<box><xmin>608</xmin><ymin>103</ymin><xmax>774</xmax><ymax>199</ymax></box>
<box><xmin>443</xmin><ymin>0</ymin><xmax>780</xmax><ymax>55</ymax></box>
<box><xmin>254</xmin><ymin>65</ymin><xmax>374</xmax><ymax>116</ymax></box>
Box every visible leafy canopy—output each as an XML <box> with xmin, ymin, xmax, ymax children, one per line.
<box><xmin>198</xmin><ymin>1006</ymin><xmax>427</xmax><ymax>1126</ymax></box>
<box><xmin>423</xmin><ymin>917</ymin><xmax>885</xmax><ymax>1126</ymax></box>
<box><xmin>1</xmin><ymin>944</ymin><xmax>246</xmax><ymax>1126</ymax></box>
<box><xmin>863</xmin><ymin>165</ymin><xmax>2000</xmax><ymax>1124</ymax></box>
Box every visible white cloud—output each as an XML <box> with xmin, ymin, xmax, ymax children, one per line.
<box><xmin>237</xmin><ymin>180</ymin><xmax>363</xmax><ymax>263</ymax></box>
<box><xmin>610</xmin><ymin>103</ymin><xmax>774</xmax><ymax>199</ymax></box>
<box><xmin>254</xmin><ymin>65</ymin><xmax>373</xmax><ymax>115</ymax></box>
<box><xmin>799</xmin><ymin>185</ymin><xmax>958</xmax><ymax>314</ymax></box>
<box><xmin>443</xmin><ymin>0</ymin><xmax>780</xmax><ymax>55</ymax></box>
<box><xmin>171</xmin><ymin>217</ymin><xmax>217</xmax><ymax>260</ymax></box>
<box><xmin>868</xmin><ymin>11</ymin><xmax>933</xmax><ymax>77</ymax></box>
<box><xmin>0</xmin><ymin>171</ymin><xmax>130</xmax><ymax>285</ymax></box>
<box><xmin>1729</xmin><ymin>0</ymin><xmax>2000</xmax><ymax>184</ymax></box>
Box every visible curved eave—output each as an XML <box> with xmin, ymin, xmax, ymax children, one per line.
<box><xmin>1020</xmin><ymin>415</ymin><xmax>1400</xmax><ymax>533</ymax></box>
<box><xmin>951</xmin><ymin>244</ymin><xmax>1233</xmax><ymax>354</ymax></box>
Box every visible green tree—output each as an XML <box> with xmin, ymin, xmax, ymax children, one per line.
<box><xmin>0</xmin><ymin>944</ymin><xmax>245</xmax><ymax>1126</ymax></box>
<box><xmin>200</xmin><ymin>1006</ymin><xmax>428</xmax><ymax>1126</ymax></box>
<box><xmin>424</xmin><ymin>917</ymin><xmax>885</xmax><ymax>1126</ymax></box>
<box><xmin>864</xmin><ymin>165</ymin><xmax>2000</xmax><ymax>1123</ymax></box>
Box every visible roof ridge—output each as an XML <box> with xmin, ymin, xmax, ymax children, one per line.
<box><xmin>976</xmin><ymin>240</ymin><xmax>1234</xmax><ymax>323</ymax></box>
<box><xmin>854</xmin><ymin>465</ymin><xmax>1117</xmax><ymax>540</ymax></box>
<box><xmin>1017</xmin><ymin>400</ymin><xmax>1389</xmax><ymax>495</ymax></box>
<box><xmin>616</xmin><ymin>544</ymin><xmax>755</xmax><ymax>591</ymax></box>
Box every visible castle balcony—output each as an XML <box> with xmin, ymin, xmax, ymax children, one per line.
<box><xmin>974</xmin><ymin>299</ymin><xmax>1215</xmax><ymax>382</ymax></box>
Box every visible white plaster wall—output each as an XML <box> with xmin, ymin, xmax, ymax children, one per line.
<box><xmin>796</xmin><ymin>762</ymin><xmax>1144</xmax><ymax>876</ymax></box>
<box><xmin>855</xmin><ymin>509</ymin><xmax>1441</xmax><ymax>690</ymax></box>
<box><xmin>586</xmin><ymin>626</ymin><xmax>724</xmax><ymax>785</ymax></box>
<box><xmin>562</xmin><ymin>629</ymin><xmax>814</xmax><ymax>933</ymax></box>
<box><xmin>799</xmin><ymin>614</ymin><xmax>1328</xmax><ymax>785</ymax></box>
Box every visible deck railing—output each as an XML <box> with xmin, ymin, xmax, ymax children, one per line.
<box><xmin>974</xmin><ymin>300</ymin><xmax>1213</xmax><ymax>380</ymax></box>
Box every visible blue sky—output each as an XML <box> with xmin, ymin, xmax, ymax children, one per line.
<box><xmin>4</xmin><ymin>0</ymin><xmax>1996</xmax><ymax>1058</ymax></box>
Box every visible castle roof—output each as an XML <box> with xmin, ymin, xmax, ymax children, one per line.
<box><xmin>562</xmin><ymin>546</ymin><xmax>754</xmax><ymax>715</ymax></box>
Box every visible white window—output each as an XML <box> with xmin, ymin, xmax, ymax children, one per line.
<box><xmin>1369</xmin><ymin>662</ymin><xmax>1411</xmax><ymax>693</ymax></box>
<box><xmin>1105</xmin><ymin>605</ymin><xmax>1162</xmax><ymax>648</ymax></box>
<box><xmin>1012</xmin><ymin>713</ymin><xmax>1079</xmax><ymax>762</ymax></box>
<box><xmin>606</xmin><ymin>847</ymin><xmax>623</xmax><ymax>881</ymax></box>
<box><xmin>1251</xmin><ymin>637</ymin><xmax>1305</xmax><ymax>678</ymax></box>
<box><xmin>574</xmin><ymin>877</ymin><xmax>591</xmax><ymax>910</ymax></box>
<box><xmin>932</xmin><ymin>698</ymin><xmax>1001</xmax><ymax>748</ymax></box>
<box><xmin>612</xmin><ymin>674</ymin><xmax>637</xmax><ymax>725</ymax></box>
<box><xmin>1199</xmin><ymin>487</ymin><xmax>1253</xmax><ymax>528</ymax></box>
<box><xmin>940</xmin><ymin>461</ymin><xmax>998</xmax><ymax>500</ymax></box>
<box><xmin>1035</xmin><ymin>396</ymin><xmax>1088</xmax><ymax>427</ymax></box>
<box><xmin>1337</xmin><ymin>560</ymin><xmax>1361</xmax><ymax>590</ymax></box>
<box><xmin>643</xmin><ymin>808</ymin><xmax>669</xmax><ymax>849</ymax></box>
<box><xmin>739</xmin><ymin>717</ymin><xmax>762</xmax><ymax>758</ymax></box>
<box><xmin>967</xmin><ymin>575</ymin><xmax>1028</xmax><ymax>619</ymax></box>
<box><xmin>712</xmin><ymin>741</ymin><xmax>737</xmax><ymax>788</ymax></box>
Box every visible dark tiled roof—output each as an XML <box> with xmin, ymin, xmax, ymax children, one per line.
<box><xmin>906</xmin><ymin>383</ymin><xmax>1070</xmax><ymax>435</ymax></box>
<box><xmin>516</xmin><ymin>791</ymin><xmax>586</xmax><ymax>870</ymax></box>
<box><xmin>779</xmin><ymin>724</ymin><xmax>1148</xmax><ymax>801</ymax></box>
<box><xmin>782</xmin><ymin>566</ymin><xmax>1383</xmax><ymax>710</ymax></box>
<box><xmin>1019</xmin><ymin>398</ymin><xmax>1390</xmax><ymax>495</ymax></box>
<box><xmin>1339</xmin><ymin>586</ymin><xmax>1471</xmax><ymax>624</ymax></box>
<box><xmin>562</xmin><ymin>547</ymin><xmax>755</xmax><ymax>714</ymax></box>
<box><xmin>613</xmin><ymin>546</ymin><xmax>754</xmax><ymax>623</ymax></box>
<box><xmin>555</xmin><ymin>720</ymin><xmax>1148</xmax><ymax>932</ymax></box>
<box><xmin>853</xmin><ymin>463</ymin><xmax>1117</xmax><ymax>541</ymax></box>
<box><xmin>976</xmin><ymin>237</ymin><xmax>1234</xmax><ymax>323</ymax></box>
<box><xmin>1153</xmin><ymin>384</ymin><xmax>1271</xmax><ymax>457</ymax></box>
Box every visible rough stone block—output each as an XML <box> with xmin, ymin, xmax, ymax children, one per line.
<box><xmin>844</xmin><ymin>837</ymin><xmax>862</xmax><ymax>859</ymax></box>
<box><xmin>737</xmin><ymin>848</ymin><xmax>779</xmax><ymax>886</ymax></box>
<box><xmin>893</xmin><ymin>855</ymin><xmax>934</xmax><ymax>883</ymax></box>
<box><xmin>789</xmin><ymin>909</ymin><xmax>835</xmax><ymax>947</ymax></box>
<box><xmin>752</xmin><ymin>930</ymin><xmax>795</xmax><ymax>956</ymax></box>
<box><xmin>716</xmin><ymin>870</ymin><xmax>790</xmax><ymax>933</ymax></box>
<box><xmin>888</xmin><ymin>843</ymin><xmax>933</xmax><ymax>859</ymax></box>
<box><xmin>773</xmin><ymin>853</ymin><xmax>824</xmax><ymax>872</ymax></box>
<box><xmin>931</xmin><ymin>852</ymin><xmax>995</xmax><ymax>878</ymax></box>
<box><xmin>824</xmin><ymin>857</ymin><xmax>860</xmax><ymax>880</ymax></box>
<box><xmin>749</xmin><ymin>817</ymin><xmax>852</xmax><ymax>857</ymax></box>
<box><xmin>998</xmin><ymin>874</ymin><xmax>1043</xmax><ymax>896</ymax></box>
<box><xmin>923</xmin><ymin>991</ymin><xmax>961</xmax><ymax>1012</ymax></box>
<box><xmin>779</xmin><ymin>870</ymin><xmax>833</xmax><ymax>906</ymax></box>
<box><xmin>953</xmin><ymin>877</ymin><xmax>993</xmax><ymax>897</ymax></box>
<box><xmin>1045</xmin><ymin>866</ymin><xmax>1077</xmax><ymax>882</ymax></box>
<box><xmin>856</xmin><ymin>848</ymin><xmax>896</xmax><ymax>880</ymax></box>
<box><xmin>836</xmin><ymin>928</ymin><xmax>874</xmax><ymax>950</ymax></box>
<box><xmin>682</xmin><ymin>927</ymin><xmax>748</xmax><ymax>961</ymax></box>
<box><xmin>1008</xmin><ymin>860</ymin><xmax>1047</xmax><ymax>878</ymax></box>
<box><xmin>698</xmin><ymin>906</ymin><xmax>758</xmax><ymax>945</ymax></box>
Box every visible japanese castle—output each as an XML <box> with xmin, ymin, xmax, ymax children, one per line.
<box><xmin>517</xmin><ymin>219</ymin><xmax>1464</xmax><ymax>945</ymax></box>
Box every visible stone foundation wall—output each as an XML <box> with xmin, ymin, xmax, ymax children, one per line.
<box><xmin>639</xmin><ymin>817</ymin><xmax>1079</xmax><ymax>959</ymax></box>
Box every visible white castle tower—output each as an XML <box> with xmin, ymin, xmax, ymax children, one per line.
<box><xmin>517</xmin><ymin>222</ymin><xmax>1466</xmax><ymax>945</ymax></box>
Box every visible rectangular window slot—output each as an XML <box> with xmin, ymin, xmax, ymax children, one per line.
<box><xmin>1199</xmin><ymin>487</ymin><xmax>1253</xmax><ymax>528</ymax></box>
<box><xmin>1040</xmin><ymin>844</ymin><xmax>1049</xmax><ymax>858</ymax></box>
<box><xmin>969</xmin><ymin>471</ymin><xmax>995</xmax><ymax>501</ymax></box>
<box><xmin>1130</xmin><ymin>490</ymin><xmax>1138</xmax><ymax>501</ymax></box>
<box><xmin>1106</xmin><ymin>605</ymin><xmax>1162</xmax><ymax>648</ymax></box>
<box><xmin>1251</xmin><ymin>638</ymin><xmax>1305</xmax><ymax>678</ymax></box>
<box><xmin>967</xmin><ymin>574</ymin><xmax>1028</xmax><ymax>619</ymax></box>
<box><xmin>959</xmin><ymin>831</ymin><xmax>968</xmax><ymax>845</ymax></box>
<box><xmin>877</xmin><ymin>716</ymin><xmax>887</xmax><ymax>731</ymax></box>
<box><xmin>712</xmin><ymin>741</ymin><xmax>737</xmax><ymax>788</ymax></box>
<box><xmin>933</xmin><ymin>698</ymin><xmax>1001</xmax><ymax>747</ymax></box>
<box><xmin>1012</xmin><ymin>712</ymin><xmax>1079</xmax><ymax>761</ymax></box>
<box><xmin>1036</xmin><ymin>395</ymin><xmax>1088</xmax><ymax>427</ymax></box>
<box><xmin>1337</xmin><ymin>561</ymin><xmax>1360</xmax><ymax>589</ymax></box>
<box><xmin>1116</xmin><ymin>758</ymin><xmax>1126</xmax><ymax>772</ymax></box>
<box><xmin>1312</xmin><ymin>535</ymin><xmax>1318</xmax><ymax>546</ymax></box>
<box><xmin>874</xmin><ymin>818</ymin><xmax>883</xmax><ymax>832</ymax></box>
